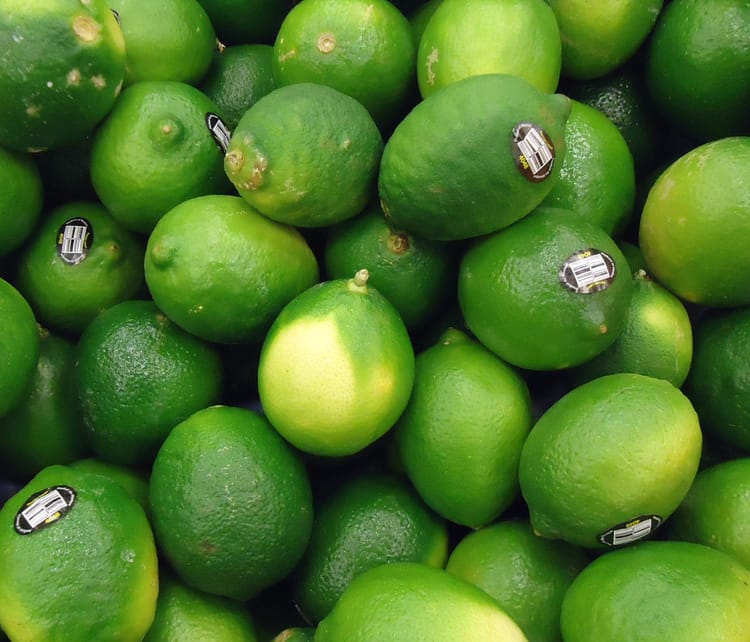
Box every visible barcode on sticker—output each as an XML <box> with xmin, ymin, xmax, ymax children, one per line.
<box><xmin>61</xmin><ymin>224</ymin><xmax>87</xmax><ymax>256</ymax></box>
<box><xmin>14</xmin><ymin>486</ymin><xmax>77</xmax><ymax>535</ymax></box>
<box><xmin>56</xmin><ymin>217</ymin><xmax>93</xmax><ymax>265</ymax></box>
<box><xmin>516</xmin><ymin>127</ymin><xmax>553</xmax><ymax>176</ymax></box>
<box><xmin>559</xmin><ymin>249</ymin><xmax>616</xmax><ymax>294</ymax></box>
<box><xmin>206</xmin><ymin>113</ymin><xmax>231</xmax><ymax>153</ymax></box>
<box><xmin>568</xmin><ymin>253</ymin><xmax>611</xmax><ymax>290</ymax></box>
<box><xmin>599</xmin><ymin>515</ymin><xmax>662</xmax><ymax>547</ymax></box>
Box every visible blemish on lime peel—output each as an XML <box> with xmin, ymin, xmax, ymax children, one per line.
<box><xmin>425</xmin><ymin>48</ymin><xmax>439</xmax><ymax>85</ymax></box>
<box><xmin>387</xmin><ymin>232</ymin><xmax>410</xmax><ymax>254</ymax></box>
<box><xmin>317</xmin><ymin>33</ymin><xmax>336</xmax><ymax>54</ymax></box>
<box><xmin>73</xmin><ymin>15</ymin><xmax>102</xmax><ymax>44</ymax></box>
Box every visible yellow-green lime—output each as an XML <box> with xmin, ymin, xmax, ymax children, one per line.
<box><xmin>684</xmin><ymin>306</ymin><xmax>750</xmax><ymax>452</ymax></box>
<box><xmin>272</xmin><ymin>628</ymin><xmax>315</xmax><ymax>642</ymax></box>
<box><xmin>314</xmin><ymin>561</ymin><xmax>528</xmax><ymax>642</ymax></box>
<box><xmin>195</xmin><ymin>0</ymin><xmax>288</xmax><ymax>45</ymax></box>
<box><xmin>90</xmin><ymin>80</ymin><xmax>229</xmax><ymax>235</ymax></box>
<box><xmin>144</xmin><ymin>194</ymin><xmax>320</xmax><ymax>345</ymax></box>
<box><xmin>446</xmin><ymin>519</ymin><xmax>590</xmax><ymax>642</ymax></box>
<box><xmin>15</xmin><ymin>200</ymin><xmax>146</xmax><ymax>336</ymax></box>
<box><xmin>639</xmin><ymin>137</ymin><xmax>750</xmax><ymax>307</ymax></box>
<box><xmin>560</xmin><ymin>541</ymin><xmax>750</xmax><ymax>641</ymax></box>
<box><xmin>291</xmin><ymin>473</ymin><xmax>448</xmax><ymax>623</ymax></box>
<box><xmin>148</xmin><ymin>405</ymin><xmax>313</xmax><ymax>601</ymax></box>
<box><xmin>378</xmin><ymin>73</ymin><xmax>570</xmax><ymax>241</ymax></box>
<box><xmin>0</xmin><ymin>277</ymin><xmax>40</xmax><ymax>417</ymax></box>
<box><xmin>668</xmin><ymin>457</ymin><xmax>750</xmax><ymax>569</ymax></box>
<box><xmin>540</xmin><ymin>99</ymin><xmax>636</xmax><ymax>237</ymax></box>
<box><xmin>394</xmin><ymin>328</ymin><xmax>533</xmax><ymax>528</ymax></box>
<box><xmin>417</xmin><ymin>0</ymin><xmax>561</xmax><ymax>98</ymax></box>
<box><xmin>518</xmin><ymin>373</ymin><xmax>702</xmax><ymax>548</ymax></box>
<box><xmin>0</xmin><ymin>148</ymin><xmax>43</xmax><ymax>257</ymax></box>
<box><xmin>143</xmin><ymin>573</ymin><xmax>258</xmax><ymax>641</ymax></box>
<box><xmin>645</xmin><ymin>0</ymin><xmax>750</xmax><ymax>142</ymax></box>
<box><xmin>0</xmin><ymin>0</ymin><xmax>126</xmax><ymax>152</ymax></box>
<box><xmin>548</xmin><ymin>0</ymin><xmax>663</xmax><ymax>80</ymax></box>
<box><xmin>323</xmin><ymin>204</ymin><xmax>455</xmax><ymax>328</ymax></box>
<box><xmin>458</xmin><ymin>206</ymin><xmax>633</xmax><ymax>371</ymax></box>
<box><xmin>568</xmin><ymin>270</ymin><xmax>693</xmax><ymax>387</ymax></box>
<box><xmin>0</xmin><ymin>464</ymin><xmax>159</xmax><ymax>642</ymax></box>
<box><xmin>0</xmin><ymin>329</ymin><xmax>89</xmax><ymax>481</ymax></box>
<box><xmin>200</xmin><ymin>44</ymin><xmax>277</xmax><ymax>130</ymax></box>
<box><xmin>74</xmin><ymin>299</ymin><xmax>223</xmax><ymax>467</ymax></box>
<box><xmin>112</xmin><ymin>0</ymin><xmax>216</xmax><ymax>86</ymax></box>
<box><xmin>257</xmin><ymin>269</ymin><xmax>415</xmax><ymax>457</ymax></box>
<box><xmin>224</xmin><ymin>83</ymin><xmax>383</xmax><ymax>228</ymax></box>
<box><xmin>273</xmin><ymin>0</ymin><xmax>416</xmax><ymax>128</ymax></box>
<box><xmin>69</xmin><ymin>457</ymin><xmax>150</xmax><ymax>518</ymax></box>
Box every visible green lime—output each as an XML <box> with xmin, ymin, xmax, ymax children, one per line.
<box><xmin>518</xmin><ymin>373</ymin><xmax>702</xmax><ymax>548</ymax></box>
<box><xmin>0</xmin><ymin>147</ymin><xmax>43</xmax><ymax>257</ymax></box>
<box><xmin>394</xmin><ymin>328</ymin><xmax>533</xmax><ymax>528</ymax></box>
<box><xmin>148</xmin><ymin>405</ymin><xmax>313</xmax><ymax>601</ymax></box>
<box><xmin>257</xmin><ymin>269</ymin><xmax>415</xmax><ymax>457</ymax></box>
<box><xmin>68</xmin><ymin>457</ymin><xmax>150</xmax><ymax>519</ymax></box>
<box><xmin>144</xmin><ymin>194</ymin><xmax>320</xmax><ymax>345</ymax></box>
<box><xmin>378</xmin><ymin>73</ymin><xmax>571</xmax><ymax>240</ymax></box>
<box><xmin>224</xmin><ymin>83</ymin><xmax>383</xmax><ymax>228</ymax></box>
<box><xmin>195</xmin><ymin>0</ymin><xmax>288</xmax><ymax>45</ymax></box>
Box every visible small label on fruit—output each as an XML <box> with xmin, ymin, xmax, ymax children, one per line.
<box><xmin>56</xmin><ymin>217</ymin><xmax>93</xmax><ymax>265</ymax></box>
<box><xmin>511</xmin><ymin>122</ymin><xmax>555</xmax><ymax>182</ymax></box>
<box><xmin>599</xmin><ymin>515</ymin><xmax>662</xmax><ymax>547</ymax></box>
<box><xmin>559</xmin><ymin>248</ymin><xmax>616</xmax><ymax>294</ymax></box>
<box><xmin>205</xmin><ymin>113</ymin><xmax>231</xmax><ymax>153</ymax></box>
<box><xmin>14</xmin><ymin>486</ymin><xmax>77</xmax><ymax>535</ymax></box>
<box><xmin>111</xmin><ymin>8</ymin><xmax>120</xmax><ymax>23</ymax></box>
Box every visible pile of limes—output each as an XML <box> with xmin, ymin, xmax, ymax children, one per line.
<box><xmin>2</xmin><ymin>0</ymin><xmax>750</xmax><ymax>640</ymax></box>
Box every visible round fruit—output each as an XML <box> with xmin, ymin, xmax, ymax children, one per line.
<box><xmin>69</xmin><ymin>457</ymin><xmax>150</xmax><ymax>518</ymax></box>
<box><xmin>257</xmin><ymin>270</ymin><xmax>415</xmax><ymax>457</ymax></box>
<box><xmin>291</xmin><ymin>473</ymin><xmax>448</xmax><ymax>623</ymax></box>
<box><xmin>417</xmin><ymin>0</ymin><xmax>561</xmax><ymax>97</ymax></box>
<box><xmin>0</xmin><ymin>464</ymin><xmax>159</xmax><ymax>642</ymax></box>
<box><xmin>74</xmin><ymin>299</ymin><xmax>223</xmax><ymax>467</ymax></box>
<box><xmin>224</xmin><ymin>83</ymin><xmax>383</xmax><ymax>228</ymax></box>
<box><xmin>315</xmin><ymin>561</ymin><xmax>528</xmax><ymax>642</ymax></box>
<box><xmin>394</xmin><ymin>328</ymin><xmax>533</xmax><ymax>528</ymax></box>
<box><xmin>0</xmin><ymin>0</ymin><xmax>126</xmax><ymax>152</ymax></box>
<box><xmin>0</xmin><ymin>147</ymin><xmax>43</xmax><ymax>257</ymax></box>
<box><xmin>149</xmin><ymin>405</ymin><xmax>313</xmax><ymax>601</ymax></box>
<box><xmin>378</xmin><ymin>73</ymin><xmax>570</xmax><ymax>241</ymax></box>
<box><xmin>639</xmin><ymin>137</ymin><xmax>750</xmax><ymax>307</ymax></box>
<box><xmin>15</xmin><ymin>200</ymin><xmax>145</xmax><ymax>336</ymax></box>
<box><xmin>195</xmin><ymin>0</ymin><xmax>288</xmax><ymax>45</ymax></box>
<box><xmin>518</xmin><ymin>373</ymin><xmax>702</xmax><ymax>548</ymax></box>
<box><xmin>458</xmin><ymin>206</ymin><xmax>633</xmax><ymax>370</ymax></box>
<box><xmin>560</xmin><ymin>541</ymin><xmax>750</xmax><ymax>641</ymax></box>
<box><xmin>144</xmin><ymin>194</ymin><xmax>320</xmax><ymax>345</ymax></box>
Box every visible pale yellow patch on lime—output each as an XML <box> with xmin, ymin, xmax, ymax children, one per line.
<box><xmin>72</xmin><ymin>14</ymin><xmax>102</xmax><ymax>44</ymax></box>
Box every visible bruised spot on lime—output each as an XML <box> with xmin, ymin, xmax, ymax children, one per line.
<box><xmin>73</xmin><ymin>15</ymin><xmax>103</xmax><ymax>44</ymax></box>
<box><xmin>317</xmin><ymin>33</ymin><xmax>336</xmax><ymax>53</ymax></box>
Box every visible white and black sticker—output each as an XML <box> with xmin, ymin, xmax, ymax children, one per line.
<box><xmin>205</xmin><ymin>113</ymin><xmax>231</xmax><ymax>153</ymax></box>
<box><xmin>111</xmin><ymin>8</ymin><xmax>120</xmax><ymax>24</ymax></box>
<box><xmin>559</xmin><ymin>248</ymin><xmax>616</xmax><ymax>294</ymax></box>
<box><xmin>14</xmin><ymin>486</ymin><xmax>77</xmax><ymax>535</ymax></box>
<box><xmin>599</xmin><ymin>515</ymin><xmax>662</xmax><ymax>547</ymax></box>
<box><xmin>511</xmin><ymin>122</ymin><xmax>555</xmax><ymax>182</ymax></box>
<box><xmin>56</xmin><ymin>217</ymin><xmax>93</xmax><ymax>265</ymax></box>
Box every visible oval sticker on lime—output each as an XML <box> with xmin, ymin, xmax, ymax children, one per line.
<box><xmin>559</xmin><ymin>248</ymin><xmax>616</xmax><ymax>294</ymax></box>
<box><xmin>599</xmin><ymin>515</ymin><xmax>662</xmax><ymax>547</ymax></box>
<box><xmin>56</xmin><ymin>217</ymin><xmax>93</xmax><ymax>265</ymax></box>
<box><xmin>511</xmin><ymin>122</ymin><xmax>555</xmax><ymax>182</ymax></box>
<box><xmin>14</xmin><ymin>485</ymin><xmax>77</xmax><ymax>535</ymax></box>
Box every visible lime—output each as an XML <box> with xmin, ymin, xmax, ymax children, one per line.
<box><xmin>257</xmin><ymin>269</ymin><xmax>415</xmax><ymax>457</ymax></box>
<box><xmin>69</xmin><ymin>457</ymin><xmax>150</xmax><ymax>519</ymax></box>
<box><xmin>74</xmin><ymin>299</ymin><xmax>223</xmax><ymax>467</ymax></box>
<box><xmin>518</xmin><ymin>373</ymin><xmax>702</xmax><ymax>548</ymax></box>
<box><xmin>224</xmin><ymin>83</ymin><xmax>383</xmax><ymax>228</ymax></box>
<box><xmin>0</xmin><ymin>329</ymin><xmax>89</xmax><ymax>481</ymax></box>
<box><xmin>15</xmin><ymin>200</ymin><xmax>145</xmax><ymax>336</ymax></box>
<box><xmin>408</xmin><ymin>0</ymin><xmax>444</xmax><ymax>46</ymax></box>
<box><xmin>272</xmin><ymin>629</ymin><xmax>315</xmax><ymax>642</ymax></box>
<box><xmin>417</xmin><ymin>0</ymin><xmax>561</xmax><ymax>98</ymax></box>
<box><xmin>0</xmin><ymin>148</ymin><xmax>43</xmax><ymax>257</ymax></box>
<box><xmin>379</xmin><ymin>73</ymin><xmax>570</xmax><ymax>241</ymax></box>
<box><xmin>323</xmin><ymin>204</ymin><xmax>455</xmax><ymax>328</ymax></box>
<box><xmin>446</xmin><ymin>519</ymin><xmax>589</xmax><ymax>642</ymax></box>
<box><xmin>548</xmin><ymin>0</ymin><xmax>663</xmax><ymax>80</ymax></box>
<box><xmin>458</xmin><ymin>206</ymin><xmax>633</xmax><ymax>371</ymax></box>
<box><xmin>112</xmin><ymin>0</ymin><xmax>216</xmax><ymax>86</ymax></box>
<box><xmin>195</xmin><ymin>0</ymin><xmax>288</xmax><ymax>45</ymax></box>
<box><xmin>394</xmin><ymin>328</ymin><xmax>533</xmax><ymax>528</ymax></box>
<box><xmin>639</xmin><ymin>137</ymin><xmax>750</xmax><ymax>307</ymax></box>
<box><xmin>315</xmin><ymin>561</ymin><xmax>528</xmax><ymax>642</ymax></box>
<box><xmin>560</xmin><ymin>541</ymin><xmax>750</xmax><ymax>641</ymax></box>
<box><xmin>540</xmin><ymin>99</ymin><xmax>636</xmax><ymax>237</ymax></box>
<box><xmin>684</xmin><ymin>306</ymin><xmax>750</xmax><ymax>451</ymax></box>
<box><xmin>0</xmin><ymin>0</ymin><xmax>126</xmax><ymax>152</ymax></box>
<box><xmin>645</xmin><ymin>0</ymin><xmax>750</xmax><ymax>142</ymax></box>
<box><xmin>200</xmin><ymin>44</ymin><xmax>277</xmax><ymax>130</ymax></box>
<box><xmin>148</xmin><ymin>405</ymin><xmax>313</xmax><ymax>601</ymax></box>
<box><xmin>291</xmin><ymin>473</ymin><xmax>448</xmax><ymax>623</ymax></box>
<box><xmin>0</xmin><ymin>277</ymin><xmax>40</xmax><ymax>418</ymax></box>
<box><xmin>90</xmin><ymin>80</ymin><xmax>229</xmax><ymax>235</ymax></box>
<box><xmin>0</xmin><ymin>464</ymin><xmax>158</xmax><ymax>641</ymax></box>
<box><xmin>144</xmin><ymin>194</ymin><xmax>320</xmax><ymax>345</ymax></box>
